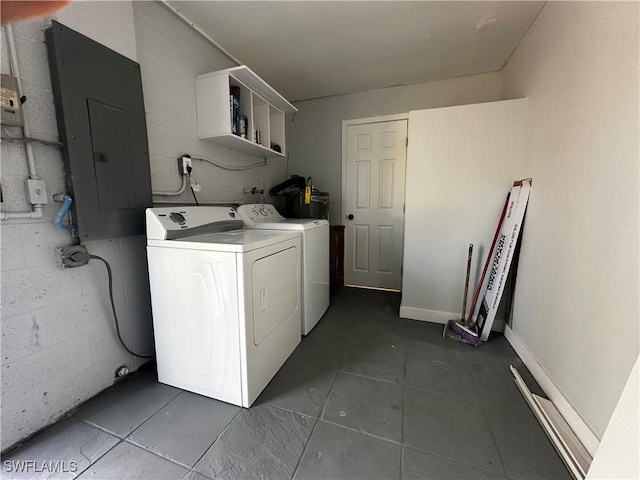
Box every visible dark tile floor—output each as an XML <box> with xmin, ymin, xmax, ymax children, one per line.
<box><xmin>1</xmin><ymin>288</ymin><xmax>571</xmax><ymax>480</ymax></box>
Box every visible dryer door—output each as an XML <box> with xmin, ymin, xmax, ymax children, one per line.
<box><xmin>252</xmin><ymin>246</ymin><xmax>298</xmax><ymax>345</ymax></box>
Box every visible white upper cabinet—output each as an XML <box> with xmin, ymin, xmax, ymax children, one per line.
<box><xmin>195</xmin><ymin>66</ymin><xmax>297</xmax><ymax>158</ymax></box>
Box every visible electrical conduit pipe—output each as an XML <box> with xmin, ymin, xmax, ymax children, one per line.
<box><xmin>1</xmin><ymin>23</ymin><xmax>44</xmax><ymax>221</ymax></box>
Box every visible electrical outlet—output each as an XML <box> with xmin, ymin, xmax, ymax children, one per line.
<box><xmin>56</xmin><ymin>244</ymin><xmax>90</xmax><ymax>268</ymax></box>
<box><xmin>177</xmin><ymin>155</ymin><xmax>192</xmax><ymax>175</ymax></box>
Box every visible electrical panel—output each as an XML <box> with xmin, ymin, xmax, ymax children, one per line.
<box><xmin>1</xmin><ymin>74</ymin><xmax>24</xmax><ymax>126</ymax></box>
<box><xmin>46</xmin><ymin>20</ymin><xmax>152</xmax><ymax>240</ymax></box>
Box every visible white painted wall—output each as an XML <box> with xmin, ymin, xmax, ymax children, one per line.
<box><xmin>502</xmin><ymin>1</ymin><xmax>639</xmax><ymax>439</ymax></box>
<box><xmin>287</xmin><ymin>72</ymin><xmax>502</xmax><ymax>223</ymax></box>
<box><xmin>133</xmin><ymin>2</ymin><xmax>287</xmax><ymax>207</ymax></box>
<box><xmin>586</xmin><ymin>356</ymin><xmax>639</xmax><ymax>479</ymax></box>
<box><xmin>400</xmin><ymin>99</ymin><xmax>526</xmax><ymax>324</ymax></box>
<box><xmin>56</xmin><ymin>0</ymin><xmax>137</xmax><ymax>61</ymax></box>
<box><xmin>0</xmin><ymin>2</ymin><xmax>152</xmax><ymax>451</ymax></box>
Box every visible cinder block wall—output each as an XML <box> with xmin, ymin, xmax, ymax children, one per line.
<box><xmin>0</xmin><ymin>4</ymin><xmax>154</xmax><ymax>452</ymax></box>
<box><xmin>1</xmin><ymin>0</ymin><xmax>292</xmax><ymax>452</ymax></box>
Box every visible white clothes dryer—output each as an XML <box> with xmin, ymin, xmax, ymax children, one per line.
<box><xmin>146</xmin><ymin>206</ymin><xmax>301</xmax><ymax>407</ymax></box>
<box><xmin>236</xmin><ymin>204</ymin><xmax>329</xmax><ymax>335</ymax></box>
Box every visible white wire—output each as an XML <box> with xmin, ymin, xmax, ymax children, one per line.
<box><xmin>191</xmin><ymin>156</ymin><xmax>267</xmax><ymax>171</ymax></box>
<box><xmin>152</xmin><ymin>174</ymin><xmax>188</xmax><ymax>196</ymax></box>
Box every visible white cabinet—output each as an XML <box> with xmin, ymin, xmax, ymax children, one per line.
<box><xmin>195</xmin><ymin>66</ymin><xmax>297</xmax><ymax>158</ymax></box>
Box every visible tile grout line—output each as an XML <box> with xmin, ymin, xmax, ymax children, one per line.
<box><xmin>288</xmin><ymin>417</ymin><xmax>319</xmax><ymax>480</ymax></box>
<box><xmin>422</xmin><ymin>338</ymin><xmax>515</xmax><ymax>476</ymax></box>
<box><xmin>403</xmin><ymin>383</ymin><xmax>490</xmax><ymax>406</ymax></box>
<box><xmin>318</xmin><ymin>418</ymin><xmax>402</xmax><ymax>446</ymax></box>
<box><xmin>289</xmin><ymin>366</ymin><xmax>341</xmax><ymax>479</ymax></box>
<box><xmin>120</xmin><ymin>387</ymin><xmax>184</xmax><ymax>440</ymax></box>
<box><xmin>335</xmin><ymin>368</ymin><xmax>403</xmax><ymax>386</ymax></box>
<box><xmin>402</xmin><ymin>444</ymin><xmax>510</xmax><ymax>479</ymax></box>
<box><xmin>75</xmin><ymin>386</ymin><xmax>184</xmax><ymax>474</ymax></box>
<box><xmin>78</xmin><ymin>429</ymin><xmax>191</xmax><ymax>474</ymax></box>
<box><xmin>401</xmin><ymin>379</ymin><xmax>509</xmax><ymax>476</ymax></box>
<box><xmin>124</xmin><ymin>437</ymin><xmax>193</xmax><ymax>471</ymax></box>
<box><xmin>69</xmin><ymin>426</ymin><xmax>122</xmax><ymax>480</ymax></box>
<box><xmin>188</xmin><ymin>407</ymin><xmax>244</xmax><ymax>476</ymax></box>
<box><xmin>262</xmin><ymin>402</ymin><xmax>322</xmax><ymax>422</ymax></box>
<box><xmin>403</xmin><ymin>383</ymin><xmax>490</xmax><ymax>405</ymax></box>
<box><xmin>79</xmin><ymin>419</ymin><xmax>126</xmax><ymax>440</ymax></box>
<box><xmin>400</xmin><ymin>341</ymin><xmax>408</xmax><ymax>479</ymax></box>
<box><xmin>478</xmin><ymin>400</ymin><xmax>510</xmax><ymax>478</ymax></box>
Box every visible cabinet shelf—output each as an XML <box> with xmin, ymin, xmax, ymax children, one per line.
<box><xmin>195</xmin><ymin>65</ymin><xmax>296</xmax><ymax>158</ymax></box>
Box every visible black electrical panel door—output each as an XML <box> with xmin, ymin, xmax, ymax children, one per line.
<box><xmin>88</xmin><ymin>99</ymin><xmax>137</xmax><ymax>211</ymax></box>
<box><xmin>46</xmin><ymin>20</ymin><xmax>152</xmax><ymax>240</ymax></box>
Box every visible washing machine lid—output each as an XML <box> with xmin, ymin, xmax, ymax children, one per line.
<box><xmin>175</xmin><ymin>229</ymin><xmax>299</xmax><ymax>252</ymax></box>
<box><xmin>236</xmin><ymin>204</ymin><xmax>328</xmax><ymax>230</ymax></box>
<box><xmin>148</xmin><ymin>229</ymin><xmax>299</xmax><ymax>253</ymax></box>
<box><xmin>245</xmin><ymin>218</ymin><xmax>328</xmax><ymax>231</ymax></box>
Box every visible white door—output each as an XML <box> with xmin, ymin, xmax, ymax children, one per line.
<box><xmin>344</xmin><ymin>119</ymin><xmax>408</xmax><ymax>290</ymax></box>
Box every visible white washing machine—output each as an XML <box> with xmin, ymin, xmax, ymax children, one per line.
<box><xmin>146</xmin><ymin>206</ymin><xmax>301</xmax><ymax>407</ymax></box>
<box><xmin>236</xmin><ymin>204</ymin><xmax>329</xmax><ymax>335</ymax></box>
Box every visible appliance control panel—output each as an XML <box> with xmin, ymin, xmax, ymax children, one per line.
<box><xmin>236</xmin><ymin>204</ymin><xmax>285</xmax><ymax>225</ymax></box>
<box><xmin>146</xmin><ymin>206</ymin><xmax>241</xmax><ymax>240</ymax></box>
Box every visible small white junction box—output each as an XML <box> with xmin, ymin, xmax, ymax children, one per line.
<box><xmin>25</xmin><ymin>179</ymin><xmax>48</xmax><ymax>204</ymax></box>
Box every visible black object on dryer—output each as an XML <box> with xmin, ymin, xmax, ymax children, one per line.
<box><xmin>269</xmin><ymin>175</ymin><xmax>307</xmax><ymax>195</ymax></box>
<box><xmin>270</xmin><ymin>175</ymin><xmax>329</xmax><ymax>219</ymax></box>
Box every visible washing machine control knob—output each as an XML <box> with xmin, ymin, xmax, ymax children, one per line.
<box><xmin>169</xmin><ymin>212</ymin><xmax>186</xmax><ymax>225</ymax></box>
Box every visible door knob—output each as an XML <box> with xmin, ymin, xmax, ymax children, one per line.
<box><xmin>347</xmin><ymin>214</ymin><xmax>354</xmax><ymax>220</ymax></box>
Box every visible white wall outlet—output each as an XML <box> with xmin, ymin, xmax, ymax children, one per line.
<box><xmin>25</xmin><ymin>179</ymin><xmax>48</xmax><ymax>204</ymax></box>
<box><xmin>177</xmin><ymin>156</ymin><xmax>192</xmax><ymax>174</ymax></box>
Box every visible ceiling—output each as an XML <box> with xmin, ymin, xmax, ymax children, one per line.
<box><xmin>166</xmin><ymin>1</ymin><xmax>545</xmax><ymax>102</ymax></box>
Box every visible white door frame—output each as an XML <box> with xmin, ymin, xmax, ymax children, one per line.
<box><xmin>341</xmin><ymin>113</ymin><xmax>409</xmax><ymax>289</ymax></box>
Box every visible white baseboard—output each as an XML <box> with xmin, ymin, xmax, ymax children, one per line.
<box><xmin>504</xmin><ymin>325</ymin><xmax>600</xmax><ymax>457</ymax></box>
<box><xmin>399</xmin><ymin>306</ymin><xmax>456</xmax><ymax>324</ymax></box>
<box><xmin>400</xmin><ymin>306</ymin><xmax>505</xmax><ymax>331</ymax></box>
